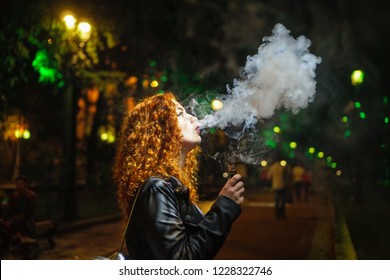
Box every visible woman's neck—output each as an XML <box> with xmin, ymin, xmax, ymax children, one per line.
<box><xmin>179</xmin><ymin>152</ymin><xmax>187</xmax><ymax>169</ymax></box>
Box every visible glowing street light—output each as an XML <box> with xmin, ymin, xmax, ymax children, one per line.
<box><xmin>77</xmin><ymin>21</ymin><xmax>92</xmax><ymax>41</ymax></box>
<box><xmin>61</xmin><ymin>11</ymin><xmax>93</xmax><ymax>220</ymax></box>
<box><xmin>150</xmin><ymin>80</ymin><xmax>159</xmax><ymax>88</ymax></box>
<box><xmin>23</xmin><ymin>129</ymin><xmax>30</xmax><ymax>139</ymax></box>
<box><xmin>260</xmin><ymin>160</ymin><xmax>268</xmax><ymax>167</ymax></box>
<box><xmin>14</xmin><ymin>128</ymin><xmax>30</xmax><ymax>140</ymax></box>
<box><xmin>62</xmin><ymin>13</ymin><xmax>92</xmax><ymax>41</ymax></box>
<box><xmin>351</xmin><ymin>70</ymin><xmax>364</xmax><ymax>86</ymax></box>
<box><xmin>63</xmin><ymin>14</ymin><xmax>76</xmax><ymax>30</ymax></box>
<box><xmin>211</xmin><ymin>99</ymin><xmax>223</xmax><ymax>111</ymax></box>
<box><xmin>13</xmin><ymin>127</ymin><xmax>30</xmax><ymax>181</ymax></box>
<box><xmin>273</xmin><ymin>126</ymin><xmax>281</xmax><ymax>133</ymax></box>
<box><xmin>100</xmin><ymin>132</ymin><xmax>108</xmax><ymax>141</ymax></box>
<box><xmin>14</xmin><ymin>129</ymin><xmax>23</xmax><ymax>139</ymax></box>
<box><xmin>289</xmin><ymin>142</ymin><xmax>297</xmax><ymax>149</ymax></box>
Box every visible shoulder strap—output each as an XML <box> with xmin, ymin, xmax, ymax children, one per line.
<box><xmin>117</xmin><ymin>182</ymin><xmax>143</xmax><ymax>253</ymax></box>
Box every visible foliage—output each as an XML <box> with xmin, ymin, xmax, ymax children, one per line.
<box><xmin>32</xmin><ymin>49</ymin><xmax>64</xmax><ymax>87</ymax></box>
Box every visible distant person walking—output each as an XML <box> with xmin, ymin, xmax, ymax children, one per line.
<box><xmin>283</xmin><ymin>162</ymin><xmax>294</xmax><ymax>204</ymax></box>
<box><xmin>267</xmin><ymin>158</ymin><xmax>287</xmax><ymax>219</ymax></box>
<box><xmin>8</xmin><ymin>175</ymin><xmax>36</xmax><ymax>239</ymax></box>
<box><xmin>292</xmin><ymin>164</ymin><xmax>305</xmax><ymax>202</ymax></box>
<box><xmin>302</xmin><ymin>171</ymin><xmax>311</xmax><ymax>202</ymax></box>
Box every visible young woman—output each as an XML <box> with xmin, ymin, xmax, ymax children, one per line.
<box><xmin>113</xmin><ymin>92</ymin><xmax>244</xmax><ymax>259</ymax></box>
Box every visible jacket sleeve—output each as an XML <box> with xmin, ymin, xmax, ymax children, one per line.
<box><xmin>138</xmin><ymin>180</ymin><xmax>241</xmax><ymax>259</ymax></box>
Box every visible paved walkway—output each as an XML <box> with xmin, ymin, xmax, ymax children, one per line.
<box><xmin>6</xmin><ymin>187</ymin><xmax>339</xmax><ymax>260</ymax></box>
<box><xmin>213</xmin><ymin>188</ymin><xmax>335</xmax><ymax>259</ymax></box>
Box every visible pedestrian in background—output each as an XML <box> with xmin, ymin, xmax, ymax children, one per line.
<box><xmin>259</xmin><ymin>167</ymin><xmax>270</xmax><ymax>188</ymax></box>
<box><xmin>302</xmin><ymin>170</ymin><xmax>311</xmax><ymax>202</ymax></box>
<box><xmin>284</xmin><ymin>162</ymin><xmax>294</xmax><ymax>204</ymax></box>
<box><xmin>8</xmin><ymin>175</ymin><xmax>36</xmax><ymax>240</ymax></box>
<box><xmin>113</xmin><ymin>92</ymin><xmax>244</xmax><ymax>259</ymax></box>
<box><xmin>267</xmin><ymin>157</ymin><xmax>287</xmax><ymax>219</ymax></box>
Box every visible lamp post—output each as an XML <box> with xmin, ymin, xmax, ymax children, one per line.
<box><xmin>12</xmin><ymin>127</ymin><xmax>30</xmax><ymax>182</ymax></box>
<box><xmin>349</xmin><ymin>69</ymin><xmax>365</xmax><ymax>203</ymax></box>
<box><xmin>61</xmin><ymin>12</ymin><xmax>92</xmax><ymax>220</ymax></box>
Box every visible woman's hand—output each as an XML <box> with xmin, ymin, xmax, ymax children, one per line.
<box><xmin>219</xmin><ymin>174</ymin><xmax>245</xmax><ymax>205</ymax></box>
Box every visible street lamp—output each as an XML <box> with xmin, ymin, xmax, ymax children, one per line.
<box><xmin>13</xmin><ymin>126</ymin><xmax>30</xmax><ymax>182</ymax></box>
<box><xmin>77</xmin><ymin>22</ymin><xmax>92</xmax><ymax>41</ymax></box>
<box><xmin>61</xmin><ymin>11</ymin><xmax>93</xmax><ymax>220</ymax></box>
<box><xmin>351</xmin><ymin>70</ymin><xmax>364</xmax><ymax>86</ymax></box>
<box><xmin>63</xmin><ymin>14</ymin><xmax>76</xmax><ymax>30</ymax></box>
<box><xmin>211</xmin><ymin>99</ymin><xmax>223</xmax><ymax>111</ymax></box>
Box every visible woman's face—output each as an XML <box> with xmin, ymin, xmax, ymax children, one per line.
<box><xmin>174</xmin><ymin>100</ymin><xmax>201</xmax><ymax>152</ymax></box>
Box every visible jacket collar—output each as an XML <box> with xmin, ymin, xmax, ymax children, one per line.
<box><xmin>166</xmin><ymin>176</ymin><xmax>189</xmax><ymax>195</ymax></box>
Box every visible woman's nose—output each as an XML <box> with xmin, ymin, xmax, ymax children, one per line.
<box><xmin>190</xmin><ymin>115</ymin><xmax>198</xmax><ymax>123</ymax></box>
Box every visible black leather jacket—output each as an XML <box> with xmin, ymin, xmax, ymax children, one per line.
<box><xmin>125</xmin><ymin>176</ymin><xmax>241</xmax><ymax>259</ymax></box>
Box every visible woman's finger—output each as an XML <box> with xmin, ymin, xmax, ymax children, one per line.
<box><xmin>228</xmin><ymin>174</ymin><xmax>242</xmax><ymax>186</ymax></box>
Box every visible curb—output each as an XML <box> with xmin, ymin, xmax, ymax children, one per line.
<box><xmin>333</xmin><ymin>209</ymin><xmax>358</xmax><ymax>259</ymax></box>
<box><xmin>332</xmin><ymin>190</ymin><xmax>358</xmax><ymax>260</ymax></box>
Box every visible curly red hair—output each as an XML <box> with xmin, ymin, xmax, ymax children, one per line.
<box><xmin>113</xmin><ymin>93</ymin><xmax>200</xmax><ymax>222</ymax></box>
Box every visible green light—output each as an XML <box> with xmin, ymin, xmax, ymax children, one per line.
<box><xmin>288</xmin><ymin>151</ymin><xmax>295</xmax><ymax>159</ymax></box>
<box><xmin>265</xmin><ymin>139</ymin><xmax>277</xmax><ymax>149</ymax></box>
<box><xmin>308</xmin><ymin>147</ymin><xmax>315</xmax><ymax>154</ymax></box>
<box><xmin>384</xmin><ymin>96</ymin><xmax>389</xmax><ymax>105</ymax></box>
<box><xmin>385</xmin><ymin>117</ymin><xmax>389</xmax><ymax>124</ymax></box>
<box><xmin>351</xmin><ymin>70</ymin><xmax>364</xmax><ymax>86</ymax></box>
<box><xmin>273</xmin><ymin>126</ymin><xmax>281</xmax><ymax>133</ymax></box>
<box><xmin>317</xmin><ymin>151</ymin><xmax>324</xmax><ymax>158</ymax></box>
<box><xmin>344</xmin><ymin>130</ymin><xmax>351</xmax><ymax>138</ymax></box>
<box><xmin>32</xmin><ymin>49</ymin><xmax>63</xmax><ymax>87</ymax></box>
<box><xmin>22</xmin><ymin>130</ymin><xmax>31</xmax><ymax>139</ymax></box>
<box><xmin>262</xmin><ymin>130</ymin><xmax>273</xmax><ymax>138</ymax></box>
<box><xmin>160</xmin><ymin>75</ymin><xmax>168</xmax><ymax>82</ymax></box>
<box><xmin>354</xmin><ymin>101</ymin><xmax>361</xmax><ymax>109</ymax></box>
<box><xmin>342</xmin><ymin>116</ymin><xmax>348</xmax><ymax>123</ymax></box>
<box><xmin>209</xmin><ymin>127</ymin><xmax>216</xmax><ymax>135</ymax></box>
<box><xmin>331</xmin><ymin>162</ymin><xmax>337</xmax><ymax>169</ymax></box>
<box><xmin>359</xmin><ymin>112</ymin><xmax>366</xmax><ymax>119</ymax></box>
<box><xmin>326</xmin><ymin>156</ymin><xmax>332</xmax><ymax>163</ymax></box>
<box><xmin>150</xmin><ymin>60</ymin><xmax>157</xmax><ymax>67</ymax></box>
<box><xmin>280</xmin><ymin>114</ymin><xmax>288</xmax><ymax>122</ymax></box>
<box><xmin>289</xmin><ymin>142</ymin><xmax>297</xmax><ymax>149</ymax></box>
